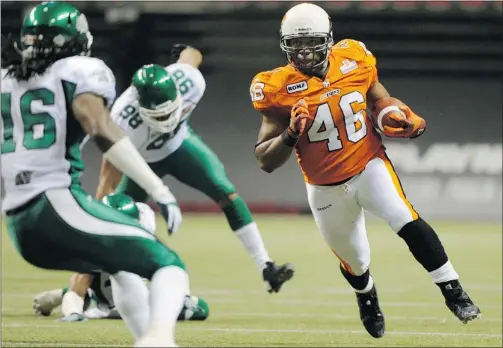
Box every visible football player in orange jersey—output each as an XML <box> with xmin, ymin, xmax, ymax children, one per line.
<box><xmin>250</xmin><ymin>2</ymin><xmax>481</xmax><ymax>339</ymax></box>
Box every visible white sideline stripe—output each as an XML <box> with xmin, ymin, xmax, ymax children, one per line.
<box><xmin>213</xmin><ymin>311</ymin><xmax>502</xmax><ymax>323</ymax></box>
<box><xmin>2</xmin><ymin>323</ymin><xmax>501</xmax><ymax>339</ymax></box>
<box><xmin>45</xmin><ymin>189</ymin><xmax>155</xmax><ymax>240</ymax></box>
<box><xmin>1</xmin><ymin>307</ymin><xmax>501</xmax><ymax>324</ymax></box>
<box><xmin>1</xmin><ymin>292</ymin><xmax>496</xmax><ymax>309</ymax></box>
<box><xmin>184</xmin><ymin>327</ymin><xmax>502</xmax><ymax>338</ymax></box>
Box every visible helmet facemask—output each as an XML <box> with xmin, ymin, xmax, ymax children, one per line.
<box><xmin>280</xmin><ymin>34</ymin><xmax>333</xmax><ymax>76</ymax></box>
<box><xmin>138</xmin><ymin>93</ymin><xmax>183</xmax><ymax>134</ymax></box>
<box><xmin>18</xmin><ymin>26</ymin><xmax>92</xmax><ymax>74</ymax></box>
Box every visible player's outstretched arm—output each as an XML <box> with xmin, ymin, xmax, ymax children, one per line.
<box><xmin>72</xmin><ymin>92</ymin><xmax>182</xmax><ymax>234</ymax></box>
<box><xmin>255</xmin><ymin>98</ymin><xmax>310</xmax><ymax>173</ymax></box>
<box><xmin>172</xmin><ymin>44</ymin><xmax>203</xmax><ymax>68</ymax></box>
<box><xmin>95</xmin><ymin>158</ymin><xmax>122</xmax><ymax>200</ymax></box>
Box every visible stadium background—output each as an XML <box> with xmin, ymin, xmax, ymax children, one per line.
<box><xmin>2</xmin><ymin>0</ymin><xmax>502</xmax><ymax>220</ymax></box>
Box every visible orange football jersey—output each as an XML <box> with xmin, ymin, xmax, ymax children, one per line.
<box><xmin>251</xmin><ymin>39</ymin><xmax>385</xmax><ymax>185</ymax></box>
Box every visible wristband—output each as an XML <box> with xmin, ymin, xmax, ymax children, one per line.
<box><xmin>281</xmin><ymin>128</ymin><xmax>299</xmax><ymax>147</ymax></box>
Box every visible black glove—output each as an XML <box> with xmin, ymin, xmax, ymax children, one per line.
<box><xmin>171</xmin><ymin>43</ymin><xmax>191</xmax><ymax>63</ymax></box>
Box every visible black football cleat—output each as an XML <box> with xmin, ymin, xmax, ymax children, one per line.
<box><xmin>438</xmin><ymin>280</ymin><xmax>481</xmax><ymax>323</ymax></box>
<box><xmin>262</xmin><ymin>261</ymin><xmax>294</xmax><ymax>293</ymax></box>
<box><xmin>356</xmin><ymin>285</ymin><xmax>385</xmax><ymax>338</ymax></box>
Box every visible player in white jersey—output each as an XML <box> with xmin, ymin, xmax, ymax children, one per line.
<box><xmin>1</xmin><ymin>2</ymin><xmax>190</xmax><ymax>346</ymax></box>
<box><xmin>56</xmin><ymin>45</ymin><xmax>294</xmax><ymax>320</ymax></box>
<box><xmin>34</xmin><ymin>193</ymin><xmax>209</xmax><ymax>322</ymax></box>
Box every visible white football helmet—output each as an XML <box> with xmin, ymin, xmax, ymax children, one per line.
<box><xmin>280</xmin><ymin>3</ymin><xmax>334</xmax><ymax>75</ymax></box>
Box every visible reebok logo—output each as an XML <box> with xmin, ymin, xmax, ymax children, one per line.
<box><xmin>317</xmin><ymin>204</ymin><xmax>332</xmax><ymax>211</ymax></box>
<box><xmin>286</xmin><ymin>81</ymin><xmax>308</xmax><ymax>94</ymax></box>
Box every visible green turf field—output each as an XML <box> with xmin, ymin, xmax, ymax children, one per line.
<box><xmin>2</xmin><ymin>214</ymin><xmax>502</xmax><ymax>347</ymax></box>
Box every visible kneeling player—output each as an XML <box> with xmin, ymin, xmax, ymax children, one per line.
<box><xmin>33</xmin><ymin>193</ymin><xmax>209</xmax><ymax>322</ymax></box>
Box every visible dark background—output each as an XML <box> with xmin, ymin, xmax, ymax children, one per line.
<box><xmin>2</xmin><ymin>1</ymin><xmax>502</xmax><ymax>219</ymax></box>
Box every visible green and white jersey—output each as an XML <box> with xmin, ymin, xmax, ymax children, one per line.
<box><xmin>111</xmin><ymin>63</ymin><xmax>206</xmax><ymax>163</ymax></box>
<box><xmin>1</xmin><ymin>56</ymin><xmax>116</xmax><ymax>212</ymax></box>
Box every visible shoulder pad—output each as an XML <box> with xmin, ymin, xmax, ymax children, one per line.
<box><xmin>250</xmin><ymin>69</ymin><xmax>286</xmax><ymax>111</ymax></box>
<box><xmin>333</xmin><ymin>39</ymin><xmax>376</xmax><ymax>68</ymax></box>
<box><xmin>57</xmin><ymin>56</ymin><xmax>116</xmax><ymax>107</ymax></box>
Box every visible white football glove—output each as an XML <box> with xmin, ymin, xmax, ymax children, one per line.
<box><xmin>151</xmin><ymin>186</ymin><xmax>182</xmax><ymax>235</ymax></box>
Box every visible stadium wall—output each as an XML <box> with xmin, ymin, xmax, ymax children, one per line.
<box><xmin>2</xmin><ymin>1</ymin><xmax>501</xmax><ymax>220</ymax></box>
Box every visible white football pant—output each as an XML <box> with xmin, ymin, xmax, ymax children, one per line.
<box><xmin>306</xmin><ymin>155</ymin><xmax>419</xmax><ymax>276</ymax></box>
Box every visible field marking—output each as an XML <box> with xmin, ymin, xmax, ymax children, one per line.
<box><xmin>2</xmin><ymin>308</ymin><xmax>501</xmax><ymax>324</ymax></box>
<box><xmin>2</xmin><ymin>292</ymin><xmax>497</xmax><ymax>310</ymax></box>
<box><xmin>213</xmin><ymin>311</ymin><xmax>502</xmax><ymax>323</ymax></box>
<box><xmin>2</xmin><ymin>323</ymin><xmax>501</xmax><ymax>339</ymax></box>
<box><xmin>1</xmin><ymin>343</ymin><xmax>128</xmax><ymax>347</ymax></box>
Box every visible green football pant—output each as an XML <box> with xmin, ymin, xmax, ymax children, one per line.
<box><xmin>5</xmin><ymin>186</ymin><xmax>185</xmax><ymax>279</ymax></box>
<box><xmin>115</xmin><ymin>130</ymin><xmax>236</xmax><ymax>203</ymax></box>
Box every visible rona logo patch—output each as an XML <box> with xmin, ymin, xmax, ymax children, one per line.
<box><xmin>286</xmin><ymin>81</ymin><xmax>308</xmax><ymax>94</ymax></box>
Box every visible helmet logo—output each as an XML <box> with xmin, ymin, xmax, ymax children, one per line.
<box><xmin>76</xmin><ymin>14</ymin><xmax>89</xmax><ymax>34</ymax></box>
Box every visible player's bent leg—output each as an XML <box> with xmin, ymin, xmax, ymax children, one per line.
<box><xmin>58</xmin><ymin>186</ymin><xmax>189</xmax><ymax>344</ymax></box>
<box><xmin>59</xmin><ymin>273</ymin><xmax>95</xmax><ymax>322</ymax></box>
<box><xmin>9</xmin><ymin>187</ymin><xmax>187</xmax><ymax>344</ymax></box>
<box><xmin>305</xmin><ymin>182</ymin><xmax>385</xmax><ymax>338</ymax></box>
<box><xmin>110</xmin><ymin>271</ymin><xmax>150</xmax><ymax>340</ymax></box>
<box><xmin>356</xmin><ymin>155</ymin><xmax>481</xmax><ymax>323</ymax></box>
<box><xmin>166</xmin><ymin>130</ymin><xmax>294</xmax><ymax>292</ymax></box>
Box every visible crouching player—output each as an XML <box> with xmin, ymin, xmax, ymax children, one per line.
<box><xmin>33</xmin><ymin>193</ymin><xmax>209</xmax><ymax>322</ymax></box>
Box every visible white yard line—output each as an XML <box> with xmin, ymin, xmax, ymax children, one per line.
<box><xmin>212</xmin><ymin>311</ymin><xmax>502</xmax><ymax>323</ymax></box>
<box><xmin>2</xmin><ymin>308</ymin><xmax>501</xmax><ymax>323</ymax></box>
<box><xmin>2</xmin><ymin>323</ymin><xmax>501</xmax><ymax>339</ymax></box>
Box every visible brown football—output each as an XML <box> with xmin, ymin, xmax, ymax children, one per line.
<box><xmin>370</xmin><ymin>97</ymin><xmax>408</xmax><ymax>132</ymax></box>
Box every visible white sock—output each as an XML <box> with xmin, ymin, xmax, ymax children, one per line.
<box><xmin>235</xmin><ymin>222</ymin><xmax>272</xmax><ymax>271</ymax></box>
<box><xmin>110</xmin><ymin>272</ymin><xmax>150</xmax><ymax>341</ymax></box>
<box><xmin>146</xmin><ymin>266</ymin><xmax>189</xmax><ymax>343</ymax></box>
<box><xmin>354</xmin><ymin>275</ymin><xmax>374</xmax><ymax>294</ymax></box>
<box><xmin>430</xmin><ymin>261</ymin><xmax>459</xmax><ymax>283</ymax></box>
<box><xmin>61</xmin><ymin>291</ymin><xmax>84</xmax><ymax>316</ymax></box>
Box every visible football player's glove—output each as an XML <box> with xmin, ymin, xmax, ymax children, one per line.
<box><xmin>384</xmin><ymin>104</ymin><xmax>426</xmax><ymax>139</ymax></box>
<box><xmin>152</xmin><ymin>187</ymin><xmax>182</xmax><ymax>235</ymax></box>
<box><xmin>288</xmin><ymin>97</ymin><xmax>311</xmax><ymax>136</ymax></box>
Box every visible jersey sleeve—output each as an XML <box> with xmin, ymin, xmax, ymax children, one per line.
<box><xmin>250</xmin><ymin>71</ymin><xmax>279</xmax><ymax>112</ymax></box>
<box><xmin>334</xmin><ymin>39</ymin><xmax>378</xmax><ymax>88</ymax></box>
<box><xmin>74</xmin><ymin>57</ymin><xmax>117</xmax><ymax>108</ymax></box>
<box><xmin>165</xmin><ymin>63</ymin><xmax>206</xmax><ymax>120</ymax></box>
<box><xmin>110</xmin><ymin>86</ymin><xmax>138</xmax><ymax>132</ymax></box>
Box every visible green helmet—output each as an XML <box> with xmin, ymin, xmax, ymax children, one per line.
<box><xmin>20</xmin><ymin>1</ymin><xmax>93</xmax><ymax>61</ymax></box>
<box><xmin>132</xmin><ymin>64</ymin><xmax>183</xmax><ymax>133</ymax></box>
<box><xmin>102</xmin><ymin>193</ymin><xmax>140</xmax><ymax>220</ymax></box>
